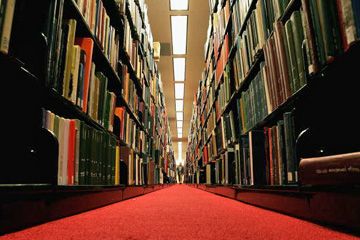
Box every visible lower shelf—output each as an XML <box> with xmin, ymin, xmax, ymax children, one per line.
<box><xmin>0</xmin><ymin>184</ymin><xmax>173</xmax><ymax>235</ymax></box>
<box><xmin>189</xmin><ymin>184</ymin><xmax>360</xmax><ymax>234</ymax></box>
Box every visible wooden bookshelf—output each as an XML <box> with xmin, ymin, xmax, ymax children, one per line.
<box><xmin>1</xmin><ymin>0</ymin><xmax>176</xmax><ymax>234</ymax></box>
<box><xmin>188</xmin><ymin>184</ymin><xmax>360</xmax><ymax>233</ymax></box>
<box><xmin>186</xmin><ymin>0</ymin><xmax>360</xmax><ymax>232</ymax></box>
<box><xmin>0</xmin><ymin>184</ymin><xmax>174</xmax><ymax>235</ymax></box>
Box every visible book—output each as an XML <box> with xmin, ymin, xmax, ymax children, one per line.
<box><xmin>299</xmin><ymin>152</ymin><xmax>360</xmax><ymax>185</ymax></box>
<box><xmin>0</xmin><ymin>0</ymin><xmax>16</xmax><ymax>54</ymax></box>
<box><xmin>75</xmin><ymin>37</ymin><xmax>94</xmax><ymax>113</ymax></box>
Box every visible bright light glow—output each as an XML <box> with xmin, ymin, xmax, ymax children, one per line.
<box><xmin>175</xmin><ymin>100</ymin><xmax>183</xmax><ymax>111</ymax></box>
<box><xmin>176</xmin><ymin>142</ymin><xmax>183</xmax><ymax>165</ymax></box>
<box><xmin>178</xmin><ymin>132</ymin><xmax>183</xmax><ymax>138</ymax></box>
<box><xmin>178</xmin><ymin>142</ymin><xmax>182</xmax><ymax>156</ymax></box>
<box><xmin>170</xmin><ymin>0</ymin><xmax>189</xmax><ymax>10</ymax></box>
<box><xmin>178</xmin><ymin>127</ymin><xmax>182</xmax><ymax>134</ymax></box>
<box><xmin>177</xmin><ymin>121</ymin><xmax>183</xmax><ymax>128</ymax></box>
<box><xmin>175</xmin><ymin>83</ymin><xmax>184</xmax><ymax>99</ymax></box>
<box><xmin>176</xmin><ymin>112</ymin><xmax>183</xmax><ymax>121</ymax></box>
<box><xmin>171</xmin><ymin>16</ymin><xmax>188</xmax><ymax>54</ymax></box>
<box><xmin>173</xmin><ymin>58</ymin><xmax>185</xmax><ymax>81</ymax></box>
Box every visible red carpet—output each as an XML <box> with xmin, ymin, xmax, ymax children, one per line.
<box><xmin>0</xmin><ymin>185</ymin><xmax>358</xmax><ymax>240</ymax></box>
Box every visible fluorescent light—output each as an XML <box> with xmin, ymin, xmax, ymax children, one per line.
<box><xmin>171</xmin><ymin>16</ymin><xmax>188</xmax><ymax>54</ymax></box>
<box><xmin>178</xmin><ymin>132</ymin><xmax>183</xmax><ymax>138</ymax></box>
<box><xmin>177</xmin><ymin>121</ymin><xmax>183</xmax><ymax>128</ymax></box>
<box><xmin>173</xmin><ymin>58</ymin><xmax>185</xmax><ymax>81</ymax></box>
<box><xmin>176</xmin><ymin>112</ymin><xmax>183</xmax><ymax>121</ymax></box>
<box><xmin>170</xmin><ymin>0</ymin><xmax>189</xmax><ymax>10</ymax></box>
<box><xmin>178</xmin><ymin>127</ymin><xmax>182</xmax><ymax>133</ymax></box>
<box><xmin>176</xmin><ymin>100</ymin><xmax>183</xmax><ymax>111</ymax></box>
<box><xmin>175</xmin><ymin>83</ymin><xmax>184</xmax><ymax>99</ymax></box>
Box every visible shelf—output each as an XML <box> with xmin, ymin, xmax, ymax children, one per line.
<box><xmin>124</xmin><ymin>2</ymin><xmax>148</xmax><ymax>61</ymax></box>
<box><xmin>134</xmin><ymin>0</ymin><xmax>147</xmax><ymax>31</ymax></box>
<box><xmin>125</xmin><ymin>2</ymin><xmax>141</xmax><ymax>41</ymax></box>
<box><xmin>212</xmin><ymin>0</ymin><xmax>219</xmax><ymax>13</ymax></box>
<box><xmin>243</xmin><ymin>84</ymin><xmax>308</xmax><ymax>134</ymax></box>
<box><xmin>65</xmin><ymin>0</ymin><xmax>122</xmax><ymax>93</ymax></box>
<box><xmin>234</xmin><ymin>184</ymin><xmax>300</xmax><ymax>192</ymax></box>
<box><xmin>117</xmin><ymin>95</ymin><xmax>146</xmax><ymax>131</ymax></box>
<box><xmin>216</xmin><ymin>6</ymin><xmax>234</xmax><ymax>64</ymax></box>
<box><xmin>189</xmin><ymin>183</ymin><xmax>360</xmax><ymax>233</ymax></box>
<box><xmin>0</xmin><ymin>52</ymin><xmax>40</xmax><ymax>83</ymax></box>
<box><xmin>280</xmin><ymin>0</ymin><xmax>301</xmax><ymax>24</ymax></box>
<box><xmin>44</xmin><ymin>88</ymin><xmax>117</xmax><ymax>135</ymax></box>
<box><xmin>222</xmin><ymin>49</ymin><xmax>264</xmax><ymax>114</ymax></box>
<box><xmin>0</xmin><ymin>184</ymin><xmax>174</xmax><ymax>235</ymax></box>
<box><xmin>120</xmin><ymin>50</ymin><xmax>143</xmax><ymax>91</ymax></box>
<box><xmin>120</xmin><ymin>50</ymin><xmax>150</xmax><ymax>109</ymax></box>
<box><xmin>238</xmin><ymin>0</ymin><xmax>257</xmax><ymax>38</ymax></box>
<box><xmin>45</xmin><ymin>88</ymin><xmax>146</xmax><ymax>155</ymax></box>
<box><xmin>102</xmin><ymin>0</ymin><xmax>125</xmax><ymax>30</ymax></box>
<box><xmin>116</xmin><ymin>134</ymin><xmax>144</xmax><ymax>157</ymax></box>
<box><xmin>241</xmin><ymin>41</ymin><xmax>360</xmax><ymax>135</ymax></box>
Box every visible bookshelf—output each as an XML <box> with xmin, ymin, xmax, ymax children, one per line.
<box><xmin>186</xmin><ymin>0</ymin><xmax>360</xmax><ymax>231</ymax></box>
<box><xmin>0</xmin><ymin>0</ymin><xmax>175</xmax><ymax>234</ymax></box>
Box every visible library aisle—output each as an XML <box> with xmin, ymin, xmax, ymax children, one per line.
<box><xmin>0</xmin><ymin>185</ymin><xmax>358</xmax><ymax>240</ymax></box>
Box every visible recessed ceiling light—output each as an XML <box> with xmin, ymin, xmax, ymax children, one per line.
<box><xmin>170</xmin><ymin>0</ymin><xmax>189</xmax><ymax>10</ymax></box>
<box><xmin>173</xmin><ymin>58</ymin><xmax>185</xmax><ymax>81</ymax></box>
<box><xmin>176</xmin><ymin>112</ymin><xmax>183</xmax><ymax>121</ymax></box>
<box><xmin>176</xmin><ymin>99</ymin><xmax>183</xmax><ymax>111</ymax></box>
<box><xmin>171</xmin><ymin>16</ymin><xmax>188</xmax><ymax>54</ymax></box>
<box><xmin>175</xmin><ymin>83</ymin><xmax>184</xmax><ymax>99</ymax></box>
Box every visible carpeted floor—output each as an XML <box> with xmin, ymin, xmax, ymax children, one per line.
<box><xmin>0</xmin><ymin>184</ymin><xmax>358</xmax><ymax>240</ymax></box>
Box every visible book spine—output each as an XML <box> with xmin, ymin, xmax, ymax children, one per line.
<box><xmin>0</xmin><ymin>0</ymin><xmax>16</xmax><ymax>54</ymax></box>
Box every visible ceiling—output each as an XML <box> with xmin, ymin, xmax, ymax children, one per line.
<box><xmin>145</xmin><ymin>0</ymin><xmax>209</xmax><ymax>163</ymax></box>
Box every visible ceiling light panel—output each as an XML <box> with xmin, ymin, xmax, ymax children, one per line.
<box><xmin>171</xmin><ymin>16</ymin><xmax>188</xmax><ymax>54</ymax></box>
<box><xmin>175</xmin><ymin>100</ymin><xmax>183</xmax><ymax>111</ymax></box>
<box><xmin>173</xmin><ymin>58</ymin><xmax>186</xmax><ymax>81</ymax></box>
<box><xmin>176</xmin><ymin>112</ymin><xmax>183</xmax><ymax>121</ymax></box>
<box><xmin>170</xmin><ymin>0</ymin><xmax>189</xmax><ymax>10</ymax></box>
<box><xmin>175</xmin><ymin>83</ymin><xmax>184</xmax><ymax>99</ymax></box>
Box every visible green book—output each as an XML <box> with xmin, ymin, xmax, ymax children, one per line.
<box><xmin>291</xmin><ymin>11</ymin><xmax>307</xmax><ymax>88</ymax></box>
<box><xmin>284</xmin><ymin>19</ymin><xmax>299</xmax><ymax>93</ymax></box>
<box><xmin>317</xmin><ymin>0</ymin><xmax>341</xmax><ymax>62</ymax></box>
<box><xmin>309</xmin><ymin>0</ymin><xmax>326</xmax><ymax>66</ymax></box>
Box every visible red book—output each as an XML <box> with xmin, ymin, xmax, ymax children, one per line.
<box><xmin>67</xmin><ymin>119</ymin><xmax>76</xmax><ymax>185</ymax></box>
<box><xmin>299</xmin><ymin>152</ymin><xmax>360</xmax><ymax>186</ymax></box>
<box><xmin>115</xmin><ymin>107</ymin><xmax>125</xmax><ymax>139</ymax></box>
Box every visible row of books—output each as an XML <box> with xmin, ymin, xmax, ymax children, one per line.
<box><xmin>1</xmin><ymin>0</ymin><xmax>176</xmax><ymax>185</ymax></box>
<box><xmin>117</xmin><ymin>0</ymin><xmax>176</xmax><ymax>179</ymax></box>
<box><xmin>43</xmin><ymin>110</ymin><xmax>118</xmax><ymax>185</ymax></box>
<box><xmin>204</xmin><ymin>110</ymin><xmax>297</xmax><ymax>186</ymax></box>
<box><xmin>114</xmin><ymin>107</ymin><xmax>147</xmax><ymax>154</ymax></box>
<box><xmin>42</xmin><ymin>107</ymin><xmax>171</xmax><ymax>186</ymax></box>
<box><xmin>50</xmin><ymin>18</ymin><xmax>119</xmax><ymax>115</ymax></box>
<box><xmin>75</xmin><ymin>0</ymin><xmax>120</xmax><ymax>67</ymax></box>
<box><xmin>186</xmin><ymin>0</ymin><xmax>302</xmax><ymax>183</ymax></box>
